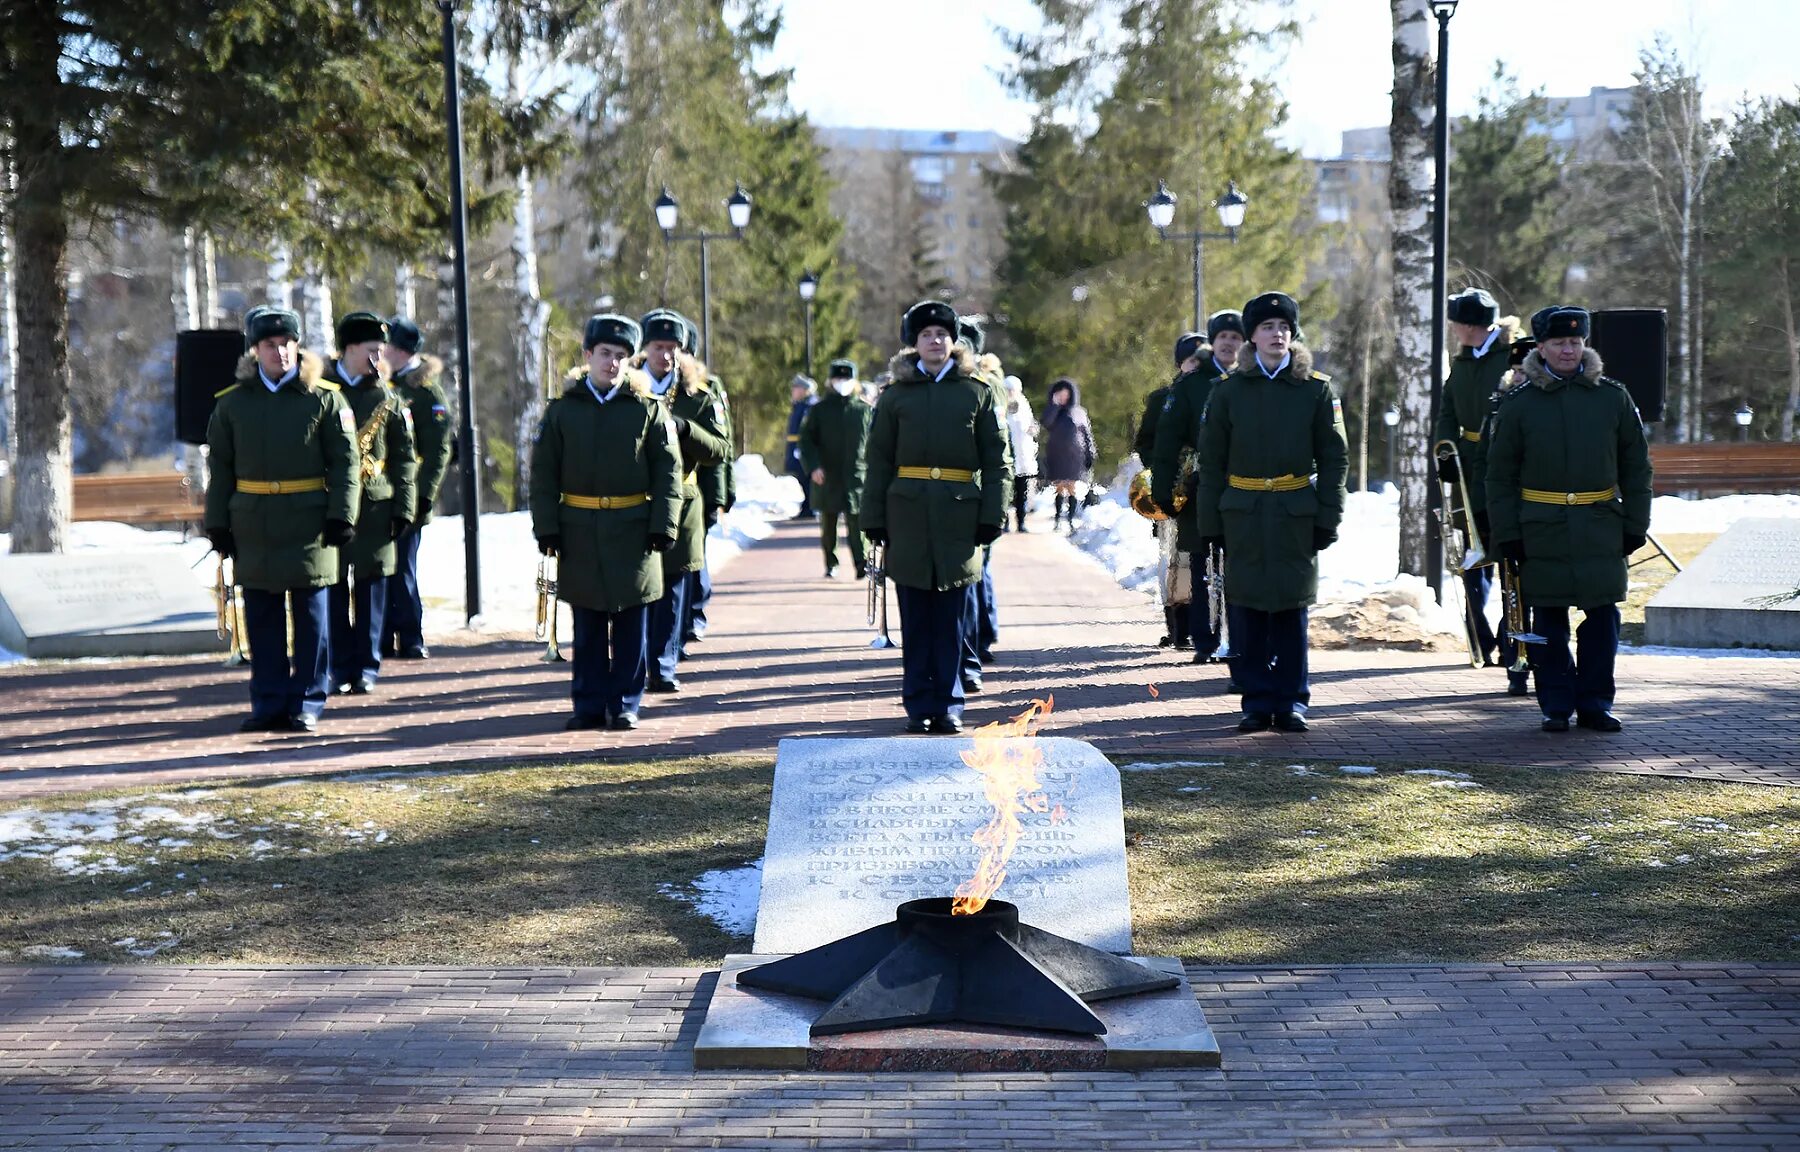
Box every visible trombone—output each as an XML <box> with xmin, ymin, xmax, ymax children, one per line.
<box><xmin>1434</xmin><ymin>438</ymin><xmax>1490</xmax><ymax>668</ymax></box>
<box><xmin>866</xmin><ymin>542</ymin><xmax>894</xmax><ymax>649</ymax></box>
<box><xmin>214</xmin><ymin>554</ymin><xmax>248</xmax><ymax>666</ymax></box>
<box><xmin>535</xmin><ymin>553</ymin><xmax>565</xmax><ymax>662</ymax></box>
<box><xmin>1203</xmin><ymin>541</ymin><xmax>1229</xmax><ymax>662</ymax></box>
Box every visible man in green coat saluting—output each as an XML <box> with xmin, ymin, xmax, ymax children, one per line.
<box><xmin>322</xmin><ymin>312</ymin><xmax>417</xmax><ymax>697</ymax></box>
<box><xmin>862</xmin><ymin>300</ymin><xmax>1011</xmax><ymax>735</ymax></box>
<box><xmin>205</xmin><ymin>306</ymin><xmax>360</xmax><ymax>734</ymax></box>
<box><xmin>1486</xmin><ymin>305</ymin><xmax>1653</xmax><ymax>733</ymax></box>
<box><xmin>530</xmin><ymin>314</ymin><xmax>684</xmax><ymax>731</ymax></box>
<box><xmin>799</xmin><ymin>358</ymin><xmax>873</xmax><ymax>580</ymax></box>
<box><xmin>1195</xmin><ymin>292</ymin><xmax>1348</xmax><ymax>733</ymax></box>
<box><xmin>632</xmin><ymin>310</ymin><xmax>731</xmax><ymax>693</ymax></box>
<box><xmin>382</xmin><ymin>316</ymin><xmax>454</xmax><ymax>661</ymax></box>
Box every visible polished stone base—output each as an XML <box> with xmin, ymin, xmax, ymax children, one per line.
<box><xmin>694</xmin><ymin>954</ymin><xmax>1220</xmax><ymax>1071</ymax></box>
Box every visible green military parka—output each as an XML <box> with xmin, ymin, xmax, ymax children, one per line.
<box><xmin>798</xmin><ymin>387</ymin><xmax>874</xmax><ymax>517</ymax></box>
<box><xmin>1150</xmin><ymin>349</ymin><xmax>1229</xmax><ymax>553</ymax></box>
<box><xmin>630</xmin><ymin>351</ymin><xmax>731</xmax><ymax>582</ymax></box>
<box><xmin>321</xmin><ymin>359</ymin><xmax>417</xmax><ymax>577</ymax></box>
<box><xmin>1434</xmin><ymin>320</ymin><xmax>1521</xmax><ymax>516</ymax></box>
<box><xmin>390</xmin><ymin>354</ymin><xmax>454</xmax><ymax>522</ymax></box>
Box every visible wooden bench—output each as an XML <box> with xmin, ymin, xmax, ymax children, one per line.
<box><xmin>72</xmin><ymin>472</ymin><xmax>203</xmax><ymax>528</ymax></box>
<box><xmin>1649</xmin><ymin>443</ymin><xmax>1800</xmax><ymax>495</ymax></box>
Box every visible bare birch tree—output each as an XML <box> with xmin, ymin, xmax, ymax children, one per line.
<box><xmin>1388</xmin><ymin>0</ymin><xmax>1435</xmax><ymax>577</ymax></box>
<box><xmin>505</xmin><ymin>45</ymin><xmax>551</xmax><ymax>504</ymax></box>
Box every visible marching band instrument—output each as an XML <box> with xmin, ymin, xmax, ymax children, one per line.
<box><xmin>1433</xmin><ymin>438</ymin><xmax>1489</xmax><ymax>572</ymax></box>
<box><xmin>1204</xmin><ymin>541</ymin><xmax>1229</xmax><ymax>662</ymax></box>
<box><xmin>1127</xmin><ymin>452</ymin><xmax>1193</xmax><ymax>521</ymax></box>
<box><xmin>1501</xmin><ymin>557</ymin><xmax>1545</xmax><ymax>662</ymax></box>
<box><xmin>1434</xmin><ymin>438</ymin><xmax>1487</xmax><ymax>668</ymax></box>
<box><xmin>867</xmin><ymin>542</ymin><xmax>894</xmax><ymax>649</ymax></box>
<box><xmin>535</xmin><ymin>553</ymin><xmax>565</xmax><ymax>662</ymax></box>
<box><xmin>214</xmin><ymin>554</ymin><xmax>248</xmax><ymax>666</ymax></box>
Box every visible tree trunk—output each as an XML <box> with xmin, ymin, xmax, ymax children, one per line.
<box><xmin>299</xmin><ymin>261</ymin><xmax>333</xmax><ymax>357</ymax></box>
<box><xmin>9</xmin><ymin>169</ymin><xmax>74</xmax><ymax>554</ymax></box>
<box><xmin>267</xmin><ymin>244</ymin><xmax>294</xmax><ymax>312</ymax></box>
<box><xmin>1356</xmin><ymin>322</ymin><xmax>1374</xmax><ymax>492</ymax></box>
<box><xmin>172</xmin><ymin>226</ymin><xmax>207</xmax><ymax>492</ymax></box>
<box><xmin>0</xmin><ymin>154</ymin><xmax>17</xmax><ymax>530</ymax></box>
<box><xmin>507</xmin><ymin>50</ymin><xmax>551</xmax><ymax>509</ymax></box>
<box><xmin>199</xmin><ymin>232</ymin><xmax>221</xmax><ymax>327</ymax></box>
<box><xmin>1675</xmin><ymin>179</ymin><xmax>1695</xmax><ymax>442</ymax></box>
<box><xmin>395</xmin><ymin>262</ymin><xmax>416</xmax><ymax>318</ymax></box>
<box><xmin>1782</xmin><ymin>256</ymin><xmax>1800</xmax><ymax>443</ymax></box>
<box><xmin>1389</xmin><ymin>0</ymin><xmax>1436</xmax><ymax>577</ymax></box>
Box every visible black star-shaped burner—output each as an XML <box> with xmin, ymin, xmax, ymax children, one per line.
<box><xmin>737</xmin><ymin>897</ymin><xmax>1178</xmax><ymax>1036</ymax></box>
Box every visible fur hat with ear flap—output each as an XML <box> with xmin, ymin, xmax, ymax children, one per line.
<box><xmin>583</xmin><ymin>313</ymin><xmax>641</xmax><ymax>354</ymax></box>
<box><xmin>335</xmin><ymin>311</ymin><xmax>388</xmax><ymax>350</ymax></box>
<box><xmin>386</xmin><ymin>316</ymin><xmax>424</xmax><ymax>354</ymax></box>
<box><xmin>638</xmin><ymin>309</ymin><xmax>688</xmax><ymax>348</ymax></box>
<box><xmin>1241</xmin><ymin>292</ymin><xmax>1301</xmax><ymax>341</ymax></box>
<box><xmin>1530</xmin><ymin>304</ymin><xmax>1589</xmax><ymax>341</ymax></box>
<box><xmin>245</xmin><ymin>306</ymin><xmax>302</xmax><ymax>344</ymax></box>
<box><xmin>1448</xmin><ymin>287</ymin><xmax>1499</xmax><ymax>326</ymax></box>
<box><xmin>901</xmin><ymin>299</ymin><xmax>958</xmax><ymax>345</ymax></box>
<box><xmin>1174</xmin><ymin>331</ymin><xmax>1205</xmax><ymax>367</ymax></box>
<box><xmin>827</xmin><ymin>358</ymin><xmax>858</xmax><ymax>380</ymax></box>
<box><xmin>1206</xmin><ymin>309</ymin><xmax>1245</xmax><ymax>341</ymax></box>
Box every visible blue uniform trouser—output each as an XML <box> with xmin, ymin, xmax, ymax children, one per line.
<box><xmin>571</xmin><ymin>603</ymin><xmax>649</xmax><ymax>719</ymax></box>
<box><xmin>1184</xmin><ymin>558</ymin><xmax>1221</xmax><ymax>658</ymax></box>
<box><xmin>1227</xmin><ymin>604</ymin><xmax>1310</xmax><ymax>716</ymax></box>
<box><xmin>685</xmin><ymin>551</ymin><xmax>712</xmax><ymax>640</ymax></box>
<box><xmin>897</xmin><ymin>583</ymin><xmax>974</xmax><ymax>721</ymax></box>
<box><xmin>329</xmin><ymin>570</ymin><xmax>387</xmax><ymax>687</ymax></box>
<box><xmin>242</xmin><ymin>587</ymin><xmax>329</xmax><ymax>721</ymax></box>
<box><xmin>648</xmin><ymin>570</ymin><xmax>690</xmax><ymax>684</ymax></box>
<box><xmin>1530</xmin><ymin>604</ymin><xmax>1619</xmax><ymax>719</ymax></box>
<box><xmin>961</xmin><ymin>546</ymin><xmax>996</xmax><ymax>681</ymax></box>
<box><xmin>385</xmin><ymin>526</ymin><xmax>424</xmax><ymax>652</ymax></box>
<box><xmin>1462</xmin><ymin>564</ymin><xmax>1500</xmax><ymax>659</ymax></box>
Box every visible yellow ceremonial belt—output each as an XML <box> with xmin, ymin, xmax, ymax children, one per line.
<box><xmin>1461</xmin><ymin>430</ymin><xmax>1482</xmax><ymax>442</ymax></box>
<box><xmin>1521</xmin><ymin>486</ymin><xmax>1617</xmax><ymax>506</ymax></box>
<box><xmin>785</xmin><ymin>434</ymin><xmax>800</xmax><ymax>442</ymax></box>
<box><xmin>897</xmin><ymin>465</ymin><xmax>975</xmax><ymax>482</ymax></box>
<box><xmin>237</xmin><ymin>477</ymin><xmax>326</xmax><ymax>495</ymax></box>
<box><xmin>561</xmin><ymin>492</ymin><xmax>649</xmax><ymax>510</ymax></box>
<box><xmin>1228</xmin><ymin>473</ymin><xmax>1310</xmax><ymax>493</ymax></box>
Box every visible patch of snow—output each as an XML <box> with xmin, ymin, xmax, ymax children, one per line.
<box><xmin>1337</xmin><ymin>765</ymin><xmax>1379</xmax><ymax>776</ymax></box>
<box><xmin>1117</xmin><ymin>760</ymin><xmax>1224</xmax><ymax>773</ymax></box>
<box><xmin>21</xmin><ymin>945</ymin><xmax>84</xmax><ymax>961</ymax></box>
<box><xmin>1404</xmin><ymin>769</ymin><xmax>1473</xmax><ymax>779</ymax></box>
<box><xmin>1431</xmin><ymin>780</ymin><xmax>1484</xmax><ymax>789</ymax></box>
<box><xmin>660</xmin><ymin>859</ymin><xmax>763</xmax><ymax>937</ymax></box>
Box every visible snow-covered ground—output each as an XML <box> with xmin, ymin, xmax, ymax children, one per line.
<box><xmin>0</xmin><ymin>456</ymin><xmax>801</xmax><ymax>662</ymax></box>
<box><xmin>1051</xmin><ymin>460</ymin><xmax>1800</xmax><ymax>651</ymax></box>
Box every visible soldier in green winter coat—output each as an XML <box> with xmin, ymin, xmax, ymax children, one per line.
<box><xmin>382</xmin><ymin>316</ymin><xmax>454</xmax><ymax>661</ymax></box>
<box><xmin>321</xmin><ymin>312</ymin><xmax>418</xmax><ymax>696</ymax></box>
<box><xmin>1434</xmin><ymin>288</ymin><xmax>1528</xmax><ymax>684</ymax></box>
<box><xmin>958</xmin><ymin>317</ymin><xmax>1012</xmax><ymax>684</ymax></box>
<box><xmin>1486</xmin><ymin>304</ymin><xmax>1653</xmax><ymax>734</ymax></box>
<box><xmin>204</xmin><ymin>306</ymin><xmax>360</xmax><ymax>734</ymax></box>
<box><xmin>632</xmin><ymin>310</ymin><xmax>731</xmax><ymax>693</ymax></box>
<box><xmin>1195</xmin><ymin>292</ymin><xmax>1348</xmax><ymax>734</ymax></box>
<box><xmin>1136</xmin><ymin>329</ymin><xmax>1206</xmax><ymax>652</ymax></box>
<box><xmin>680</xmin><ymin>313</ymin><xmax>730</xmax><ymax>646</ymax></box>
<box><xmin>1154</xmin><ymin>309</ymin><xmax>1246</xmax><ymax>665</ymax></box>
<box><xmin>530</xmin><ymin>313</ymin><xmax>684</xmax><ymax>730</ymax></box>
<box><xmin>862</xmin><ymin>300</ymin><xmax>1011</xmax><ymax>735</ymax></box>
<box><xmin>799</xmin><ymin>358</ymin><xmax>874</xmax><ymax>579</ymax></box>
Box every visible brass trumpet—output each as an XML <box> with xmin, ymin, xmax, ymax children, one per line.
<box><xmin>866</xmin><ymin>542</ymin><xmax>894</xmax><ymax>649</ymax></box>
<box><xmin>1501</xmin><ymin>556</ymin><xmax>1545</xmax><ymax>666</ymax></box>
<box><xmin>535</xmin><ymin>552</ymin><xmax>565</xmax><ymax>662</ymax></box>
<box><xmin>215</xmin><ymin>554</ymin><xmax>248</xmax><ymax>666</ymax></box>
<box><xmin>1204</xmin><ymin>541</ymin><xmax>1229</xmax><ymax>662</ymax></box>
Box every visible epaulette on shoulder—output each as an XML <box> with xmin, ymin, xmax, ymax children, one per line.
<box><xmin>1310</xmin><ymin>370</ymin><xmax>1332</xmax><ymax>384</ymax></box>
<box><xmin>317</xmin><ymin>379</ymin><xmax>341</xmax><ymax>392</ymax></box>
<box><xmin>213</xmin><ymin>383</ymin><xmax>241</xmax><ymax>400</ymax></box>
<box><xmin>1598</xmin><ymin>375</ymin><xmax>1627</xmax><ymax>391</ymax></box>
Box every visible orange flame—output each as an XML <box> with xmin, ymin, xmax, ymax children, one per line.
<box><xmin>951</xmin><ymin>695</ymin><xmax>1056</xmax><ymax>916</ymax></box>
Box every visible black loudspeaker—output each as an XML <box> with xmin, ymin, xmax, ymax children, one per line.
<box><xmin>1587</xmin><ymin>308</ymin><xmax>1667</xmax><ymax>423</ymax></box>
<box><xmin>175</xmin><ymin>329</ymin><xmax>247</xmax><ymax>445</ymax></box>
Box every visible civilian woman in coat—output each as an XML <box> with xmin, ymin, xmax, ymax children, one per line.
<box><xmin>1040</xmin><ymin>376</ymin><xmax>1096</xmax><ymax>533</ymax></box>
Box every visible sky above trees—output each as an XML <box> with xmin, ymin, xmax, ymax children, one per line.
<box><xmin>766</xmin><ymin>0</ymin><xmax>1800</xmax><ymax>154</ymax></box>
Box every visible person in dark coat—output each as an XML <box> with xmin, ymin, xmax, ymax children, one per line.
<box><xmin>381</xmin><ymin>316</ymin><xmax>453</xmax><ymax>661</ymax></box>
<box><xmin>322</xmin><ymin>312</ymin><xmax>418</xmax><ymax>697</ymax></box>
<box><xmin>862</xmin><ymin>300</ymin><xmax>1011</xmax><ymax>734</ymax></box>
<box><xmin>530</xmin><ymin>314</ymin><xmax>684</xmax><ymax>730</ymax></box>
<box><xmin>204</xmin><ymin>306</ymin><xmax>360</xmax><ymax>734</ymax></box>
<box><xmin>1195</xmin><ymin>292</ymin><xmax>1349</xmax><ymax>733</ymax></box>
<box><xmin>1040</xmin><ymin>376</ymin><xmax>1095</xmax><ymax>533</ymax></box>
<box><xmin>784</xmin><ymin>376</ymin><xmax>817</xmax><ymax>519</ymax></box>
<box><xmin>680</xmin><ymin>312</ymin><xmax>729</xmax><ymax>648</ymax></box>
<box><xmin>1486</xmin><ymin>304</ymin><xmax>1653</xmax><ymax>734</ymax></box>
<box><xmin>1136</xmin><ymin>329</ymin><xmax>1205</xmax><ymax>651</ymax></box>
<box><xmin>799</xmin><ymin>358</ymin><xmax>874</xmax><ymax>579</ymax></box>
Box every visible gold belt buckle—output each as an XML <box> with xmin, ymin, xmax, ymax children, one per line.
<box><xmin>269</xmin><ymin>480</ymin><xmax>284</xmax><ymax>494</ymax></box>
<box><xmin>1262</xmin><ymin>478</ymin><xmax>1276</xmax><ymax>491</ymax></box>
<box><xmin>1565</xmin><ymin>492</ymin><xmax>1578</xmax><ymax>505</ymax></box>
<box><xmin>929</xmin><ymin>466</ymin><xmax>942</xmax><ymax>479</ymax></box>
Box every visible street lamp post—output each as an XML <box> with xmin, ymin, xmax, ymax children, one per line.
<box><xmin>654</xmin><ymin>183</ymin><xmax>752</xmax><ymax>363</ymax></box>
<box><xmin>1736</xmin><ymin>401</ymin><xmax>1754</xmax><ymax>442</ymax></box>
<box><xmin>1384</xmin><ymin>406</ymin><xmax>1400</xmax><ymax>491</ymax></box>
<box><xmin>1145</xmin><ymin>179</ymin><xmax>1249</xmax><ymax>331</ymax></box>
<box><xmin>798</xmin><ymin>270</ymin><xmax>818</xmax><ymax>378</ymax></box>
<box><xmin>439</xmin><ymin>0</ymin><xmax>481</xmax><ymax>623</ymax></box>
<box><xmin>1424</xmin><ymin>0</ymin><xmax>1460</xmax><ymax>604</ymax></box>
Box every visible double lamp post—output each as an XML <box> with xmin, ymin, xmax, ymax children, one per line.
<box><xmin>1144</xmin><ymin>179</ymin><xmax>1250</xmax><ymax>331</ymax></box>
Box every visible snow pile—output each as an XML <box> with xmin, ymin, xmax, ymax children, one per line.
<box><xmin>659</xmin><ymin>859</ymin><xmax>762</xmax><ymax>937</ymax></box>
<box><xmin>1649</xmin><ymin>493</ymin><xmax>1800</xmax><ymax>534</ymax></box>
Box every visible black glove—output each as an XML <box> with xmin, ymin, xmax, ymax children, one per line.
<box><xmin>1499</xmin><ymin>538</ymin><xmax>1527</xmax><ymax>564</ymax></box>
<box><xmin>864</xmin><ymin>527</ymin><xmax>887</xmax><ymax>547</ymax></box>
<box><xmin>648</xmin><ymin>533</ymin><xmax>676</xmax><ymax>552</ymax></box>
<box><xmin>1623</xmin><ymin>533</ymin><xmax>1646</xmax><ymax>556</ymax></box>
<box><xmin>975</xmin><ymin>522</ymin><xmax>1002</xmax><ymax>545</ymax></box>
<box><xmin>706</xmin><ymin>505</ymin><xmax>722</xmax><ymax>527</ymax></box>
<box><xmin>1436</xmin><ymin>454</ymin><xmax>1460</xmax><ymax>483</ymax></box>
<box><xmin>323</xmin><ymin>519</ymin><xmax>356</xmax><ymax>548</ymax></box>
<box><xmin>1312</xmin><ymin>527</ymin><xmax>1337</xmax><ymax>553</ymax></box>
<box><xmin>537</xmin><ymin>535</ymin><xmax>560</xmax><ymax>556</ymax></box>
<box><xmin>672</xmin><ymin>415</ymin><xmax>690</xmax><ymax>436</ymax></box>
<box><xmin>207</xmin><ymin>529</ymin><xmax>234</xmax><ymax>558</ymax></box>
<box><xmin>390</xmin><ymin>517</ymin><xmax>411</xmax><ymax>542</ymax></box>
<box><xmin>417</xmin><ymin>497</ymin><xmax>433</xmax><ymax>520</ymax></box>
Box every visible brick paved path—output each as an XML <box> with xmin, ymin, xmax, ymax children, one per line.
<box><xmin>4</xmin><ymin>520</ymin><xmax>1799</xmax><ymax>799</ymax></box>
<box><xmin>1</xmin><ymin>963</ymin><xmax>1795</xmax><ymax>1150</ymax></box>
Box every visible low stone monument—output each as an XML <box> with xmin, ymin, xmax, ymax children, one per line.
<box><xmin>0</xmin><ymin>551</ymin><xmax>226</xmax><ymax>659</ymax></box>
<box><xmin>696</xmin><ymin>734</ymin><xmax>1219</xmax><ymax>1071</ymax></box>
<box><xmin>1645</xmin><ymin>518</ymin><xmax>1800</xmax><ymax>650</ymax></box>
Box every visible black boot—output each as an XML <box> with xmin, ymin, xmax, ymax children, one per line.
<box><xmin>1053</xmin><ymin>492</ymin><xmax>1065</xmax><ymax>528</ymax></box>
<box><xmin>1158</xmin><ymin>607</ymin><xmax>1175</xmax><ymax>648</ymax></box>
<box><xmin>1173</xmin><ymin>608</ymin><xmax>1192</xmax><ymax>650</ymax></box>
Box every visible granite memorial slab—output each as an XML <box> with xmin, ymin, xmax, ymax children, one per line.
<box><xmin>0</xmin><ymin>551</ymin><xmax>226</xmax><ymax>659</ymax></box>
<box><xmin>751</xmin><ymin>737</ymin><xmax>1133</xmax><ymax>956</ymax></box>
<box><xmin>694</xmin><ymin>954</ymin><xmax>1220</xmax><ymax>1071</ymax></box>
<box><xmin>1645</xmin><ymin>517</ymin><xmax>1800</xmax><ymax>650</ymax></box>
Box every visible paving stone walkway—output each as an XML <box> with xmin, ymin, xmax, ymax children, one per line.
<box><xmin>3</xmin><ymin>517</ymin><xmax>1798</xmax><ymax>799</ymax></box>
<box><xmin>2</xmin><ymin>962</ymin><xmax>1795</xmax><ymax>1150</ymax></box>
